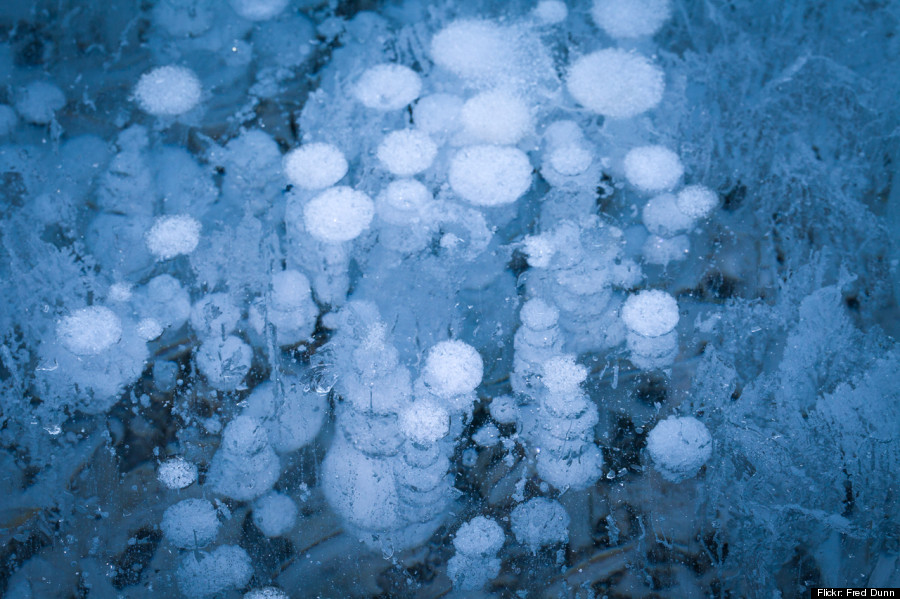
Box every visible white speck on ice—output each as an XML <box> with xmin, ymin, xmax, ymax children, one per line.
<box><xmin>423</xmin><ymin>340</ymin><xmax>484</xmax><ymax>398</ymax></box>
<box><xmin>646</xmin><ymin>415</ymin><xmax>712</xmax><ymax>482</ymax></box>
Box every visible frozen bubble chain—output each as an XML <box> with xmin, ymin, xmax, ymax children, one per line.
<box><xmin>145</xmin><ymin>215</ymin><xmax>201</xmax><ymax>260</ymax></box>
<box><xmin>448</xmin><ymin>516</ymin><xmax>505</xmax><ymax>590</ymax></box>
<box><xmin>58</xmin><ymin>306</ymin><xmax>122</xmax><ymax>356</ymax></box>
<box><xmin>354</xmin><ymin>64</ymin><xmax>422</xmax><ymax>111</ymax></box>
<box><xmin>510</xmin><ymin>497</ymin><xmax>570</xmax><ymax>552</ymax></box>
<box><xmin>449</xmin><ymin>145</ymin><xmax>533</xmax><ymax>207</ymax></box>
<box><xmin>158</xmin><ymin>457</ymin><xmax>198</xmax><ymax>490</ymax></box>
<box><xmin>567</xmin><ymin>49</ymin><xmax>664</xmax><ymax>119</ymax></box>
<box><xmin>647</xmin><ymin>416</ymin><xmax>713</xmax><ymax>482</ymax></box>
<box><xmin>161</xmin><ymin>498</ymin><xmax>220</xmax><ymax>549</ymax></box>
<box><xmin>283</xmin><ymin>143</ymin><xmax>348</xmax><ymax>190</ymax></box>
<box><xmin>624</xmin><ymin>145</ymin><xmax>684</xmax><ymax>193</ymax></box>
<box><xmin>399</xmin><ymin>399</ymin><xmax>450</xmax><ymax>445</ymax></box>
<box><xmin>304</xmin><ymin>186</ymin><xmax>375</xmax><ymax>243</ymax></box>
<box><xmin>591</xmin><ymin>0</ymin><xmax>672</xmax><ymax>39</ymax></box>
<box><xmin>134</xmin><ymin>66</ymin><xmax>201</xmax><ymax>116</ymax></box>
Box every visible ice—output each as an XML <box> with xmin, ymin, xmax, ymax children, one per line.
<box><xmin>228</xmin><ymin>0</ymin><xmax>288</xmax><ymax>21</ymax></box>
<box><xmin>431</xmin><ymin>20</ymin><xmax>513</xmax><ymax>83</ymax></box>
<box><xmin>157</xmin><ymin>457</ymin><xmax>198</xmax><ymax>490</ymax></box>
<box><xmin>267</xmin><ymin>270</ymin><xmax>317</xmax><ymax>345</ymax></box>
<box><xmin>642</xmin><ymin>193</ymin><xmax>695</xmax><ymax>236</ymax></box>
<box><xmin>460</xmin><ymin>90</ymin><xmax>532</xmax><ymax>145</ymax></box>
<box><xmin>15</xmin><ymin>81</ymin><xmax>65</xmax><ymax>125</ymax></box>
<box><xmin>448</xmin><ymin>145</ymin><xmax>533</xmax><ymax>206</ymax></box>
<box><xmin>133</xmin><ymin>66</ymin><xmax>202</xmax><ymax>116</ymax></box>
<box><xmin>621</xmin><ymin>289</ymin><xmax>679</xmax><ymax>338</ymax></box>
<box><xmin>413</xmin><ymin>93</ymin><xmax>464</xmax><ymax>138</ymax></box>
<box><xmin>398</xmin><ymin>399</ymin><xmax>450</xmax><ymax>445</ymax></box>
<box><xmin>623</xmin><ymin>145</ymin><xmax>684</xmax><ymax>193</ymax></box>
<box><xmin>510</xmin><ymin>497</ymin><xmax>570</xmax><ymax>552</ymax></box>
<box><xmin>176</xmin><ymin>545</ymin><xmax>252</xmax><ymax>598</ymax></box>
<box><xmin>646</xmin><ymin>416</ymin><xmax>713</xmax><ymax>482</ymax></box>
<box><xmin>591</xmin><ymin>0</ymin><xmax>672</xmax><ymax>39</ymax></box>
<box><xmin>353</xmin><ymin>64</ymin><xmax>422</xmax><ymax>111</ymax></box>
<box><xmin>283</xmin><ymin>143</ymin><xmax>348</xmax><ymax>190</ymax></box>
<box><xmin>376</xmin><ymin>129</ymin><xmax>437</xmax><ymax>176</ymax></box>
<box><xmin>252</xmin><ymin>491</ymin><xmax>298</xmax><ymax>537</ymax></box>
<box><xmin>195</xmin><ymin>335</ymin><xmax>253</xmax><ymax>391</ymax></box>
<box><xmin>676</xmin><ymin>184</ymin><xmax>719</xmax><ymax>219</ymax></box>
<box><xmin>448</xmin><ymin>516</ymin><xmax>504</xmax><ymax>590</ymax></box>
<box><xmin>190</xmin><ymin>293</ymin><xmax>240</xmax><ymax>340</ymax></box>
<box><xmin>303</xmin><ymin>186</ymin><xmax>375</xmax><ymax>243</ymax></box>
<box><xmin>161</xmin><ymin>498</ymin><xmax>221</xmax><ymax>548</ymax></box>
<box><xmin>566</xmin><ymin>49</ymin><xmax>664</xmax><ymax>118</ymax></box>
<box><xmin>422</xmin><ymin>340</ymin><xmax>483</xmax><ymax>399</ymax></box>
<box><xmin>57</xmin><ymin>306</ymin><xmax>122</xmax><ymax>356</ymax></box>
<box><xmin>208</xmin><ymin>415</ymin><xmax>280</xmax><ymax>500</ymax></box>
<box><xmin>145</xmin><ymin>215</ymin><xmax>201</xmax><ymax>260</ymax></box>
<box><xmin>0</xmin><ymin>104</ymin><xmax>18</xmax><ymax>135</ymax></box>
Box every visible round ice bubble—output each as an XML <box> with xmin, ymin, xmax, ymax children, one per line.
<box><xmin>15</xmin><ymin>81</ymin><xmax>65</xmax><ymax>125</ymax></box>
<box><xmin>534</xmin><ymin>0</ymin><xmax>568</xmax><ymax>24</ymax></box>
<box><xmin>136</xmin><ymin>318</ymin><xmax>164</xmax><ymax>341</ymax></box>
<box><xmin>449</xmin><ymin>145</ymin><xmax>532</xmax><ymax>207</ymax></box>
<box><xmin>399</xmin><ymin>399</ymin><xmax>450</xmax><ymax>445</ymax></box>
<box><xmin>549</xmin><ymin>144</ymin><xmax>593</xmax><ymax>176</ymax></box>
<box><xmin>58</xmin><ymin>306</ymin><xmax>122</xmax><ymax>356</ymax></box>
<box><xmin>304</xmin><ymin>186</ymin><xmax>375</xmax><ymax>243</ymax></box>
<box><xmin>413</xmin><ymin>93</ymin><xmax>463</xmax><ymax>136</ymax></box>
<box><xmin>567</xmin><ymin>49</ymin><xmax>664</xmax><ymax>118</ymax></box>
<box><xmin>453</xmin><ymin>516</ymin><xmax>504</xmax><ymax>557</ymax></box>
<box><xmin>161</xmin><ymin>498</ymin><xmax>220</xmax><ymax>549</ymax></box>
<box><xmin>252</xmin><ymin>492</ymin><xmax>297</xmax><ymax>537</ymax></box>
<box><xmin>676</xmin><ymin>185</ymin><xmax>718</xmax><ymax>219</ymax></box>
<box><xmin>134</xmin><ymin>66</ymin><xmax>202</xmax><ymax>116</ymax></box>
<box><xmin>283</xmin><ymin>143</ymin><xmax>348</xmax><ymax>190</ymax></box>
<box><xmin>228</xmin><ymin>0</ymin><xmax>288</xmax><ymax>21</ymax></box>
<box><xmin>190</xmin><ymin>293</ymin><xmax>240</xmax><ymax>339</ymax></box>
<box><xmin>510</xmin><ymin>497</ymin><xmax>570</xmax><ymax>552</ymax></box>
<box><xmin>621</xmin><ymin>290</ymin><xmax>679</xmax><ymax>338</ymax></box>
<box><xmin>591</xmin><ymin>0</ymin><xmax>672</xmax><ymax>39</ymax></box>
<box><xmin>157</xmin><ymin>457</ymin><xmax>198</xmax><ymax>490</ymax></box>
<box><xmin>195</xmin><ymin>335</ymin><xmax>252</xmax><ymax>390</ymax></box>
<box><xmin>624</xmin><ymin>145</ymin><xmax>683</xmax><ymax>193</ymax></box>
<box><xmin>646</xmin><ymin>415</ymin><xmax>713</xmax><ymax>482</ymax></box>
<box><xmin>377</xmin><ymin>178</ymin><xmax>432</xmax><ymax>222</ymax></box>
<box><xmin>145</xmin><ymin>215</ymin><xmax>201</xmax><ymax>260</ymax></box>
<box><xmin>642</xmin><ymin>233</ymin><xmax>690</xmax><ymax>265</ymax></box>
<box><xmin>377</xmin><ymin>129</ymin><xmax>437</xmax><ymax>176</ymax></box>
<box><xmin>642</xmin><ymin>193</ymin><xmax>695</xmax><ymax>237</ymax></box>
<box><xmin>423</xmin><ymin>340</ymin><xmax>484</xmax><ymax>398</ymax></box>
<box><xmin>354</xmin><ymin>64</ymin><xmax>422</xmax><ymax>111</ymax></box>
<box><xmin>270</xmin><ymin>270</ymin><xmax>313</xmax><ymax>312</ymax></box>
<box><xmin>431</xmin><ymin>20</ymin><xmax>513</xmax><ymax>83</ymax></box>
<box><xmin>541</xmin><ymin>355</ymin><xmax>587</xmax><ymax>393</ymax></box>
<box><xmin>520</xmin><ymin>298</ymin><xmax>560</xmax><ymax>331</ymax></box>
<box><xmin>176</xmin><ymin>545</ymin><xmax>252</xmax><ymax>599</ymax></box>
<box><xmin>244</xmin><ymin>588</ymin><xmax>289</xmax><ymax>599</ymax></box>
<box><xmin>460</xmin><ymin>90</ymin><xmax>532</xmax><ymax>145</ymax></box>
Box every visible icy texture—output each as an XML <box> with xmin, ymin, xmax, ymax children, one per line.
<box><xmin>161</xmin><ymin>498</ymin><xmax>220</xmax><ymax>548</ymax></box>
<box><xmin>623</xmin><ymin>145</ymin><xmax>684</xmax><ymax>193</ymax></box>
<box><xmin>133</xmin><ymin>66</ymin><xmax>201</xmax><ymax>116</ymax></box>
<box><xmin>145</xmin><ymin>215</ymin><xmax>201</xmax><ymax>260</ymax></box>
<box><xmin>646</xmin><ymin>416</ymin><xmax>713</xmax><ymax>482</ymax></box>
<box><xmin>304</xmin><ymin>186</ymin><xmax>374</xmax><ymax>243</ymax></box>
<box><xmin>158</xmin><ymin>457</ymin><xmax>198</xmax><ymax>490</ymax></box>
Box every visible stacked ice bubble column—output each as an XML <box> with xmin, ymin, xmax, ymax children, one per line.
<box><xmin>447</xmin><ymin>516</ymin><xmax>505</xmax><ymax>591</ymax></box>
<box><xmin>206</xmin><ymin>414</ymin><xmax>281</xmax><ymax>501</ymax></box>
<box><xmin>533</xmin><ymin>356</ymin><xmax>603</xmax><ymax>491</ymax></box>
<box><xmin>511</xmin><ymin>298</ymin><xmax>563</xmax><ymax>397</ymax></box>
<box><xmin>523</xmin><ymin>217</ymin><xmax>643</xmax><ymax>355</ymax></box>
<box><xmin>620</xmin><ymin>290</ymin><xmax>680</xmax><ymax>370</ymax></box>
<box><xmin>320</xmin><ymin>302</ymin><xmax>414</xmax><ymax>547</ymax></box>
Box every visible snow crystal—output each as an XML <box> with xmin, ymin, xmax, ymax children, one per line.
<box><xmin>646</xmin><ymin>416</ymin><xmax>713</xmax><ymax>482</ymax></box>
<box><xmin>431</xmin><ymin>20</ymin><xmax>513</xmax><ymax>83</ymax></box>
<box><xmin>353</xmin><ymin>64</ymin><xmax>422</xmax><ymax>111</ymax></box>
<box><xmin>176</xmin><ymin>545</ymin><xmax>252</xmax><ymax>599</ymax></box>
<box><xmin>283</xmin><ymin>143</ymin><xmax>348</xmax><ymax>190</ymax></box>
<box><xmin>133</xmin><ymin>66</ymin><xmax>202</xmax><ymax>116</ymax></box>
<box><xmin>567</xmin><ymin>49</ymin><xmax>664</xmax><ymax>118</ymax></box>
<box><xmin>399</xmin><ymin>400</ymin><xmax>450</xmax><ymax>445</ymax></box>
<box><xmin>157</xmin><ymin>457</ymin><xmax>198</xmax><ymax>490</ymax></box>
<box><xmin>376</xmin><ymin>129</ymin><xmax>437</xmax><ymax>176</ymax></box>
<box><xmin>534</xmin><ymin>0</ymin><xmax>568</xmax><ymax>24</ymax></box>
<box><xmin>510</xmin><ymin>497</ymin><xmax>570</xmax><ymax>552</ymax></box>
<box><xmin>253</xmin><ymin>492</ymin><xmax>298</xmax><ymax>537</ymax></box>
<box><xmin>623</xmin><ymin>145</ymin><xmax>683</xmax><ymax>193</ymax></box>
<box><xmin>161</xmin><ymin>498</ymin><xmax>220</xmax><ymax>548</ymax></box>
<box><xmin>58</xmin><ymin>307</ymin><xmax>122</xmax><ymax>356</ymax></box>
<box><xmin>423</xmin><ymin>340</ymin><xmax>483</xmax><ymax>397</ymax></box>
<box><xmin>460</xmin><ymin>90</ymin><xmax>532</xmax><ymax>145</ymax></box>
<box><xmin>453</xmin><ymin>516</ymin><xmax>505</xmax><ymax>556</ymax></box>
<box><xmin>228</xmin><ymin>0</ymin><xmax>288</xmax><ymax>21</ymax></box>
<box><xmin>449</xmin><ymin>145</ymin><xmax>532</xmax><ymax>207</ymax></box>
<box><xmin>621</xmin><ymin>290</ymin><xmax>679</xmax><ymax>337</ymax></box>
<box><xmin>145</xmin><ymin>215</ymin><xmax>201</xmax><ymax>260</ymax></box>
<box><xmin>676</xmin><ymin>184</ymin><xmax>718</xmax><ymax>219</ymax></box>
<box><xmin>304</xmin><ymin>186</ymin><xmax>375</xmax><ymax>243</ymax></box>
<box><xmin>591</xmin><ymin>0</ymin><xmax>671</xmax><ymax>39</ymax></box>
<box><xmin>15</xmin><ymin>81</ymin><xmax>65</xmax><ymax>125</ymax></box>
<box><xmin>195</xmin><ymin>335</ymin><xmax>252</xmax><ymax>391</ymax></box>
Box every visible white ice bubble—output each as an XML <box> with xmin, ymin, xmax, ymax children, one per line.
<box><xmin>134</xmin><ymin>66</ymin><xmax>202</xmax><ymax>116</ymax></box>
<box><xmin>621</xmin><ymin>290</ymin><xmax>679</xmax><ymax>337</ymax></box>
<box><xmin>176</xmin><ymin>545</ymin><xmax>252</xmax><ymax>599</ymax></box>
<box><xmin>510</xmin><ymin>497</ymin><xmax>570</xmax><ymax>552</ymax></box>
<box><xmin>453</xmin><ymin>515</ymin><xmax>504</xmax><ymax>557</ymax></box>
<box><xmin>376</xmin><ymin>129</ymin><xmax>437</xmax><ymax>176</ymax></box>
<box><xmin>195</xmin><ymin>335</ymin><xmax>252</xmax><ymax>391</ymax></box>
<box><xmin>460</xmin><ymin>90</ymin><xmax>532</xmax><ymax>145</ymax></box>
<box><xmin>157</xmin><ymin>457</ymin><xmax>198</xmax><ymax>490</ymax></box>
<box><xmin>676</xmin><ymin>184</ymin><xmax>718</xmax><ymax>219</ymax></box>
<box><xmin>423</xmin><ymin>340</ymin><xmax>484</xmax><ymax>398</ymax></box>
<box><xmin>431</xmin><ymin>20</ymin><xmax>514</xmax><ymax>83</ymax></box>
<box><xmin>399</xmin><ymin>399</ymin><xmax>450</xmax><ymax>445</ymax></box>
<box><xmin>58</xmin><ymin>306</ymin><xmax>122</xmax><ymax>356</ymax></box>
<box><xmin>304</xmin><ymin>186</ymin><xmax>375</xmax><ymax>243</ymax></box>
<box><xmin>449</xmin><ymin>145</ymin><xmax>532</xmax><ymax>207</ymax></box>
<box><xmin>623</xmin><ymin>145</ymin><xmax>683</xmax><ymax>193</ymax></box>
<box><xmin>145</xmin><ymin>215</ymin><xmax>201</xmax><ymax>260</ymax></box>
<box><xmin>228</xmin><ymin>0</ymin><xmax>288</xmax><ymax>21</ymax></box>
<box><xmin>354</xmin><ymin>64</ymin><xmax>422</xmax><ymax>111</ymax></box>
<box><xmin>646</xmin><ymin>415</ymin><xmax>712</xmax><ymax>482</ymax></box>
<box><xmin>15</xmin><ymin>81</ymin><xmax>65</xmax><ymax>125</ymax></box>
<box><xmin>642</xmin><ymin>193</ymin><xmax>695</xmax><ymax>236</ymax></box>
<box><xmin>567</xmin><ymin>49</ymin><xmax>664</xmax><ymax>118</ymax></box>
<box><xmin>161</xmin><ymin>498</ymin><xmax>220</xmax><ymax>549</ymax></box>
<box><xmin>283</xmin><ymin>143</ymin><xmax>348</xmax><ymax>190</ymax></box>
<box><xmin>591</xmin><ymin>0</ymin><xmax>672</xmax><ymax>39</ymax></box>
<box><xmin>253</xmin><ymin>492</ymin><xmax>298</xmax><ymax>537</ymax></box>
